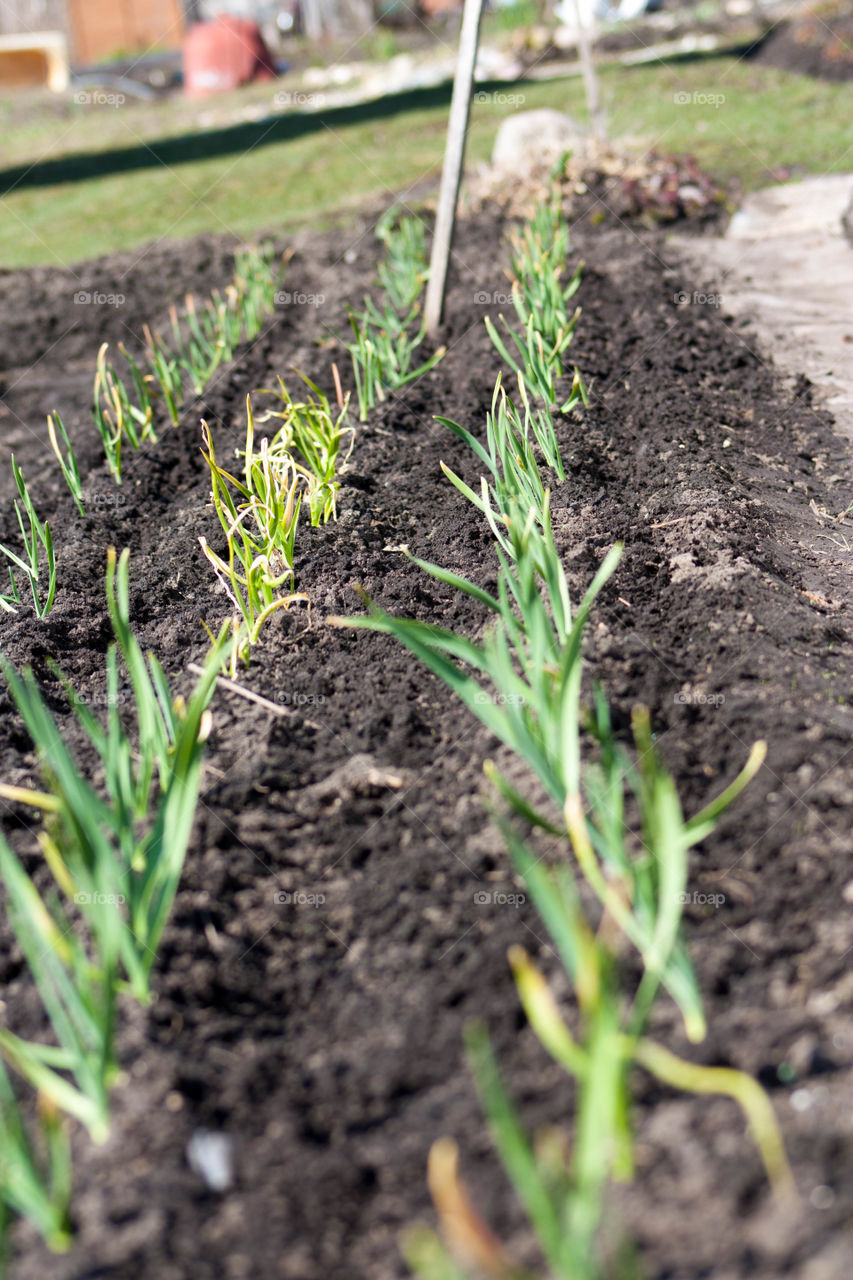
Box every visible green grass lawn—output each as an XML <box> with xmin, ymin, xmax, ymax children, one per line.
<box><xmin>1</xmin><ymin>56</ymin><xmax>850</xmax><ymax>268</ymax></box>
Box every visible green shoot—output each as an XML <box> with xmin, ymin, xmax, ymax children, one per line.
<box><xmin>168</xmin><ymin>245</ymin><xmax>281</xmax><ymax>397</ymax></box>
<box><xmin>348</xmin><ymin>210</ymin><xmax>444</xmax><ymax>420</ymax></box>
<box><xmin>0</xmin><ymin>456</ymin><xmax>56</xmax><ymax>618</ymax></box>
<box><xmin>91</xmin><ymin>343</ymin><xmax>122</xmax><ymax>482</ymax></box>
<box><xmin>258</xmin><ymin>369</ymin><xmax>353</xmax><ymax>525</ymax></box>
<box><xmin>405</xmin><ymin>724</ymin><xmax>784</xmax><ymax>1280</ymax></box>
<box><xmin>486</xmin><ymin>182</ymin><xmax>585</xmax><ymax>411</ymax></box>
<box><xmin>47</xmin><ymin>413</ymin><xmax>86</xmax><ymax>518</ymax></box>
<box><xmin>439</xmin><ymin>373</ymin><xmax>565</xmax><ymax>545</ymax></box>
<box><xmin>92</xmin><ymin>343</ymin><xmax>157</xmax><ymax>483</ymax></box>
<box><xmin>0</xmin><ymin>548</ymin><xmax>228</xmax><ymax>1249</ymax></box>
<box><xmin>168</xmin><ymin>295</ymin><xmax>224</xmax><ymax>396</ymax></box>
<box><xmin>200</xmin><ymin>407</ymin><xmax>306</xmax><ymax>673</ymax></box>
<box><xmin>94</xmin><ymin>343</ymin><xmax>156</xmax><ymax>453</ymax></box>
<box><xmin>508</xmin><ymin>195</ymin><xmax>583</xmax><ymax>352</ymax></box>
<box><xmin>0</xmin><ymin>835</ymin><xmax>119</xmax><ymax>1141</ymax></box>
<box><xmin>348</xmin><ymin>303</ymin><xmax>445</xmax><ymax>421</ymax></box>
<box><xmin>0</xmin><ymin>547</ymin><xmax>229</xmax><ymax>1003</ymax></box>
<box><xmin>485</xmin><ymin>311</ymin><xmax>582</xmax><ymax>410</ymax></box>
<box><xmin>347</xmin><ymin>315</ymin><xmax>381</xmax><ymax>422</ymax></box>
<box><xmin>234</xmin><ymin>242</ymin><xmax>281</xmax><ymax>338</ymax></box>
<box><xmin>0</xmin><ymin>1074</ymin><xmax>72</xmax><ymax>1253</ymax></box>
<box><xmin>88</xmin><ymin>244</ymin><xmax>282</xmax><ymax>483</ymax></box>
<box><xmin>631</xmin><ymin>1037</ymin><xmax>795</xmax><ymax>1200</ymax></box>
<box><xmin>375</xmin><ymin>208</ymin><xmax>430</xmax><ymax>315</ymax></box>
<box><xmin>116</xmin><ymin>344</ymin><xmax>158</xmax><ymax>449</ymax></box>
<box><xmin>142</xmin><ymin>324</ymin><xmax>182</xmax><ymax>428</ymax></box>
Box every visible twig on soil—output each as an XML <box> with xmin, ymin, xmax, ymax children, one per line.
<box><xmin>649</xmin><ymin>516</ymin><xmax>689</xmax><ymax>530</ymax></box>
<box><xmin>187</xmin><ymin>664</ymin><xmax>323</xmax><ymax>730</ymax></box>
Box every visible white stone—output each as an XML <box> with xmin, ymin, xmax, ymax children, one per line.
<box><xmin>491</xmin><ymin>108</ymin><xmax>585</xmax><ymax>175</ymax></box>
<box><xmin>674</xmin><ymin>172</ymin><xmax>853</xmax><ymax>442</ymax></box>
<box><xmin>187</xmin><ymin>1129</ymin><xmax>234</xmax><ymax>1192</ymax></box>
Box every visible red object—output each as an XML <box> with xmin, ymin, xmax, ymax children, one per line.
<box><xmin>183</xmin><ymin>16</ymin><xmax>277</xmax><ymax>98</ymax></box>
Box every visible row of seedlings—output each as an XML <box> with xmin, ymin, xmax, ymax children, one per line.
<box><xmin>0</xmin><ymin>246</ymin><xmax>281</xmax><ymax>617</ymax></box>
<box><xmin>332</xmin><ymin>187</ymin><xmax>793</xmax><ymax>1279</ymax></box>
<box><xmin>0</xmin><ymin>210</ymin><xmax>439</xmax><ymax>1251</ymax></box>
<box><xmin>196</xmin><ymin>209</ymin><xmax>446</xmax><ymax>671</ymax></box>
<box><xmin>0</xmin><ymin>249</ymin><xmax>283</xmax><ymax>1247</ymax></box>
<box><xmin>0</xmin><ymin>551</ymin><xmax>228</xmax><ymax>1252</ymax></box>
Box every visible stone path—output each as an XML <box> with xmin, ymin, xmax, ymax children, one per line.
<box><xmin>674</xmin><ymin>173</ymin><xmax>853</xmax><ymax>440</ymax></box>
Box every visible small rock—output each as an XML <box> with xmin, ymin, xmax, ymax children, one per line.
<box><xmin>810</xmin><ymin>1185</ymin><xmax>835</xmax><ymax>1211</ymax></box>
<box><xmin>187</xmin><ymin>1129</ymin><xmax>234</xmax><ymax>1192</ymax></box>
<box><xmin>491</xmin><ymin>109</ymin><xmax>585</xmax><ymax>175</ymax></box>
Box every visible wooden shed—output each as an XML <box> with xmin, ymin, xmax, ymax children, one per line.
<box><xmin>0</xmin><ymin>0</ymin><xmax>188</xmax><ymax>66</ymax></box>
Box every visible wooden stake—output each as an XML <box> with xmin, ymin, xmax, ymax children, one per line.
<box><xmin>572</xmin><ymin>0</ymin><xmax>606</xmax><ymax>140</ymax></box>
<box><xmin>424</xmin><ymin>0</ymin><xmax>485</xmax><ymax>337</ymax></box>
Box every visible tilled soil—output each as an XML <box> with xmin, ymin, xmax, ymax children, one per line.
<box><xmin>0</xmin><ymin>203</ymin><xmax>852</xmax><ymax>1280</ymax></box>
<box><xmin>752</xmin><ymin>7</ymin><xmax>853</xmax><ymax>83</ymax></box>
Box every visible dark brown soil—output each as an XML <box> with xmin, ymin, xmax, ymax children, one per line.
<box><xmin>1</xmin><ymin>199</ymin><xmax>853</xmax><ymax>1280</ymax></box>
<box><xmin>752</xmin><ymin>5</ymin><xmax>853</xmax><ymax>82</ymax></box>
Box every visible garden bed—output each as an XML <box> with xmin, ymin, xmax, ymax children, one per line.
<box><xmin>752</xmin><ymin>4</ymin><xmax>853</xmax><ymax>83</ymax></box>
<box><xmin>1</xmin><ymin>200</ymin><xmax>853</xmax><ymax>1279</ymax></box>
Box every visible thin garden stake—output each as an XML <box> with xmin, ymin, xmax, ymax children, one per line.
<box><xmin>572</xmin><ymin>0</ymin><xmax>606</xmax><ymax>140</ymax></box>
<box><xmin>424</xmin><ymin>0</ymin><xmax>485</xmax><ymax>336</ymax></box>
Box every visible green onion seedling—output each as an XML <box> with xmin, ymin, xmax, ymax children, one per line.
<box><xmin>0</xmin><ymin>549</ymin><xmax>228</xmax><ymax>1249</ymax></box>
<box><xmin>143</xmin><ymin>325</ymin><xmax>182</xmax><ymax>428</ymax></box>
<box><xmin>258</xmin><ymin>369</ymin><xmax>353</xmax><ymax>526</ymax></box>
<box><xmin>375</xmin><ymin>208</ymin><xmax>430</xmax><ymax>315</ymax></box>
<box><xmin>485</xmin><ymin>309</ymin><xmax>581</xmax><ymax>409</ymax></box>
<box><xmin>0</xmin><ymin>833</ymin><xmax>120</xmax><ymax>1142</ymax></box>
<box><xmin>508</xmin><ymin>194</ymin><xmax>583</xmax><ymax>353</ymax></box>
<box><xmin>47</xmin><ymin>413</ymin><xmax>86</xmax><ymax>518</ymax></box>
<box><xmin>0</xmin><ymin>1064</ymin><xmax>72</xmax><ymax>1254</ymax></box>
<box><xmin>200</xmin><ymin>407</ymin><xmax>306</xmax><ymax>674</ymax></box>
<box><xmin>347</xmin><ymin>211</ymin><xmax>444</xmax><ymax>420</ymax></box>
<box><xmin>75</xmin><ymin>246</ymin><xmax>283</xmax><ymax>484</ymax></box>
<box><xmin>0</xmin><ymin>456</ymin><xmax>56</xmax><ymax>617</ymax></box>
<box><xmin>0</xmin><ymin>548</ymin><xmax>229</xmax><ymax>1003</ymax></box>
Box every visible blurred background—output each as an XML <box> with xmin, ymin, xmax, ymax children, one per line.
<box><xmin>0</xmin><ymin>0</ymin><xmax>849</xmax><ymax>266</ymax></box>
